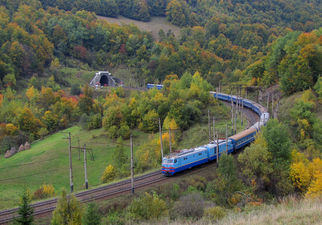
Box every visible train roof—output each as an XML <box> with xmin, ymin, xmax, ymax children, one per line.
<box><xmin>229</xmin><ymin>127</ymin><xmax>257</xmax><ymax>141</ymax></box>
<box><xmin>163</xmin><ymin>146</ymin><xmax>207</xmax><ymax>159</ymax></box>
<box><xmin>203</xmin><ymin>139</ymin><xmax>226</xmax><ymax>148</ymax></box>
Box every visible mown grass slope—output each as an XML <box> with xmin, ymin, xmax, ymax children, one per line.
<box><xmin>97</xmin><ymin>15</ymin><xmax>181</xmax><ymax>40</ymax></box>
<box><xmin>0</xmin><ymin>126</ymin><xmax>149</xmax><ymax>210</ymax></box>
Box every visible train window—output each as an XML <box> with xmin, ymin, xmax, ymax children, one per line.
<box><xmin>193</xmin><ymin>155</ymin><xmax>195</xmax><ymax>157</ymax></box>
<box><xmin>174</xmin><ymin>159</ymin><xmax>177</xmax><ymax>163</ymax></box>
<box><xmin>198</xmin><ymin>153</ymin><xmax>202</xmax><ymax>155</ymax></box>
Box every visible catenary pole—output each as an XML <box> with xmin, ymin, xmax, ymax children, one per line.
<box><xmin>159</xmin><ymin>118</ymin><xmax>163</xmax><ymax>159</ymax></box>
<box><xmin>208</xmin><ymin>110</ymin><xmax>211</xmax><ymax>142</ymax></box>
<box><xmin>169</xmin><ymin>128</ymin><xmax>172</xmax><ymax>154</ymax></box>
<box><xmin>84</xmin><ymin>144</ymin><xmax>88</xmax><ymax>189</ymax></box>
<box><xmin>131</xmin><ymin>135</ymin><xmax>134</xmax><ymax>195</ymax></box>
<box><xmin>216</xmin><ymin>129</ymin><xmax>219</xmax><ymax>167</ymax></box>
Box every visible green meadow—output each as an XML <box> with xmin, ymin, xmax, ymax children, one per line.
<box><xmin>0</xmin><ymin>126</ymin><xmax>150</xmax><ymax>210</ymax></box>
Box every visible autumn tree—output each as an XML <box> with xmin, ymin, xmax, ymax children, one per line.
<box><xmin>78</xmin><ymin>84</ymin><xmax>94</xmax><ymax>115</ymax></box>
<box><xmin>51</xmin><ymin>188</ymin><xmax>83</xmax><ymax>225</ymax></box>
<box><xmin>101</xmin><ymin>165</ymin><xmax>116</xmax><ymax>183</ymax></box>
<box><xmin>17</xmin><ymin>107</ymin><xmax>41</xmax><ymax>135</ymax></box>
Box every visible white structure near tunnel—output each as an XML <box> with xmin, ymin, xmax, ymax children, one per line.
<box><xmin>89</xmin><ymin>71</ymin><xmax>117</xmax><ymax>87</ymax></box>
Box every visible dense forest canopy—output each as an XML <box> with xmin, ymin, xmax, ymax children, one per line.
<box><xmin>2</xmin><ymin>0</ymin><xmax>322</xmax><ymax>91</ymax></box>
<box><xmin>1</xmin><ymin>0</ymin><xmax>322</xmax><ymax>152</ymax></box>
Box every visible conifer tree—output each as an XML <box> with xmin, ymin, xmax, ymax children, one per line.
<box><xmin>15</xmin><ymin>187</ymin><xmax>34</xmax><ymax>225</ymax></box>
<box><xmin>82</xmin><ymin>202</ymin><xmax>101</xmax><ymax>225</ymax></box>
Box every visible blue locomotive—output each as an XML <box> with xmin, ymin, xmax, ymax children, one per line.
<box><xmin>162</xmin><ymin>91</ymin><xmax>270</xmax><ymax>176</ymax></box>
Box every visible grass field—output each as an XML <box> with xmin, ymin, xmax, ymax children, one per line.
<box><xmin>97</xmin><ymin>15</ymin><xmax>181</xmax><ymax>40</ymax></box>
<box><xmin>0</xmin><ymin>126</ymin><xmax>152</xmax><ymax>210</ymax></box>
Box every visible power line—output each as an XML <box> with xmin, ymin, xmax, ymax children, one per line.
<box><xmin>0</xmin><ymin>169</ymin><xmax>60</xmax><ymax>182</ymax></box>
<box><xmin>0</xmin><ymin>156</ymin><xmax>69</xmax><ymax>170</ymax></box>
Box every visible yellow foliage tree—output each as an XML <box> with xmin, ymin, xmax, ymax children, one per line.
<box><xmin>42</xmin><ymin>182</ymin><xmax>56</xmax><ymax>197</ymax></box>
<box><xmin>290</xmin><ymin>161</ymin><xmax>311</xmax><ymax>192</ymax></box>
<box><xmin>26</xmin><ymin>85</ymin><xmax>39</xmax><ymax>103</ymax></box>
<box><xmin>162</xmin><ymin>116</ymin><xmax>178</xmax><ymax>130</ymax></box>
<box><xmin>306</xmin><ymin>173</ymin><xmax>322</xmax><ymax>198</ymax></box>
<box><xmin>308</xmin><ymin>157</ymin><xmax>322</xmax><ymax>178</ymax></box>
<box><xmin>101</xmin><ymin>165</ymin><xmax>115</xmax><ymax>183</ymax></box>
<box><xmin>289</xmin><ymin>150</ymin><xmax>311</xmax><ymax>192</ymax></box>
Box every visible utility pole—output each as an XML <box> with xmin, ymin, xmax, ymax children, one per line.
<box><xmin>131</xmin><ymin>135</ymin><xmax>134</xmax><ymax>195</ymax></box>
<box><xmin>216</xmin><ymin>129</ymin><xmax>219</xmax><ymax>167</ymax></box>
<box><xmin>231</xmin><ymin>91</ymin><xmax>234</xmax><ymax>135</ymax></box>
<box><xmin>272</xmin><ymin>92</ymin><xmax>274</xmax><ymax>118</ymax></box>
<box><xmin>159</xmin><ymin>118</ymin><xmax>163</xmax><ymax>159</ymax></box>
<box><xmin>231</xmin><ymin>108</ymin><xmax>234</xmax><ymax>136</ymax></box>
<box><xmin>169</xmin><ymin>128</ymin><xmax>172</xmax><ymax>154</ymax></box>
<box><xmin>213</xmin><ymin>116</ymin><xmax>215</xmax><ymax>141</ymax></box>
<box><xmin>267</xmin><ymin>92</ymin><xmax>269</xmax><ymax>110</ymax></box>
<box><xmin>77</xmin><ymin>137</ymin><xmax>80</xmax><ymax>160</ymax></box>
<box><xmin>235</xmin><ymin>95</ymin><xmax>237</xmax><ymax>134</ymax></box>
<box><xmin>208</xmin><ymin>109</ymin><xmax>211</xmax><ymax>142</ymax></box>
<box><xmin>274</xmin><ymin>97</ymin><xmax>279</xmax><ymax>119</ymax></box>
<box><xmin>239</xmin><ymin>86</ymin><xmax>242</xmax><ymax>114</ymax></box>
<box><xmin>241</xmin><ymin>97</ymin><xmax>244</xmax><ymax>125</ymax></box>
<box><xmin>62</xmin><ymin>132</ymin><xmax>73</xmax><ymax>193</ymax></box>
<box><xmin>84</xmin><ymin>144</ymin><xmax>88</xmax><ymax>189</ymax></box>
<box><xmin>226</xmin><ymin>124</ymin><xmax>228</xmax><ymax>154</ymax></box>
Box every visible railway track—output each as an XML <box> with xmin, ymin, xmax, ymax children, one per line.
<box><xmin>0</xmin><ymin>171</ymin><xmax>167</xmax><ymax>224</ymax></box>
<box><xmin>0</xmin><ymin>102</ymin><xmax>259</xmax><ymax>224</ymax></box>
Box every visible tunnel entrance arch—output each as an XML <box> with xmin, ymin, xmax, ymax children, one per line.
<box><xmin>89</xmin><ymin>71</ymin><xmax>117</xmax><ymax>88</ymax></box>
<box><xmin>100</xmin><ymin>75</ymin><xmax>109</xmax><ymax>86</ymax></box>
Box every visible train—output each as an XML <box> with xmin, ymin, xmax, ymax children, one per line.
<box><xmin>161</xmin><ymin>91</ymin><xmax>270</xmax><ymax>176</ymax></box>
<box><xmin>147</xmin><ymin>83</ymin><xmax>163</xmax><ymax>90</ymax></box>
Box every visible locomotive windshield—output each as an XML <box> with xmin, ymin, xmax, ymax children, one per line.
<box><xmin>163</xmin><ymin>159</ymin><xmax>173</xmax><ymax>163</ymax></box>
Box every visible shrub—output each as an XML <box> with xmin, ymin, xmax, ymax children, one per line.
<box><xmin>38</xmin><ymin>127</ymin><xmax>49</xmax><ymax>138</ymax></box>
<box><xmin>32</xmin><ymin>187</ymin><xmax>45</xmax><ymax>200</ymax></box>
<box><xmin>171</xmin><ymin>192</ymin><xmax>204</xmax><ymax>219</ymax></box>
<box><xmin>127</xmin><ymin>192</ymin><xmax>168</xmax><ymax>220</ymax></box>
<box><xmin>108</xmin><ymin>126</ymin><xmax>118</xmax><ymax>139</ymax></box>
<box><xmin>83</xmin><ymin>202</ymin><xmax>101</xmax><ymax>225</ymax></box>
<box><xmin>88</xmin><ymin>114</ymin><xmax>102</xmax><ymax>130</ymax></box>
<box><xmin>32</xmin><ymin>183</ymin><xmax>56</xmax><ymax>200</ymax></box>
<box><xmin>71</xmin><ymin>84</ymin><xmax>82</xmax><ymax>95</ymax></box>
<box><xmin>101</xmin><ymin>165</ymin><xmax>116</xmax><ymax>184</ymax></box>
<box><xmin>52</xmin><ymin>189</ymin><xmax>83</xmax><ymax>225</ymax></box>
<box><xmin>118</xmin><ymin>125</ymin><xmax>130</xmax><ymax>140</ymax></box>
<box><xmin>203</xmin><ymin>206</ymin><xmax>225</xmax><ymax>221</ymax></box>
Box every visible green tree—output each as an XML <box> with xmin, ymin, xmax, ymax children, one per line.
<box><xmin>166</xmin><ymin>0</ymin><xmax>185</xmax><ymax>26</ymax></box>
<box><xmin>51</xmin><ymin>188</ymin><xmax>83</xmax><ymax>225</ymax></box>
<box><xmin>15</xmin><ymin>187</ymin><xmax>34</xmax><ymax>225</ymax></box>
<box><xmin>262</xmin><ymin>119</ymin><xmax>292</xmax><ymax>167</ymax></box>
<box><xmin>128</xmin><ymin>192</ymin><xmax>167</xmax><ymax>220</ymax></box>
<box><xmin>238</xmin><ymin>133</ymin><xmax>273</xmax><ymax>188</ymax></box>
<box><xmin>113</xmin><ymin>137</ymin><xmax>127</xmax><ymax>168</ymax></box>
<box><xmin>138</xmin><ymin>110</ymin><xmax>159</xmax><ymax>132</ymax></box>
<box><xmin>82</xmin><ymin>202</ymin><xmax>101</xmax><ymax>225</ymax></box>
